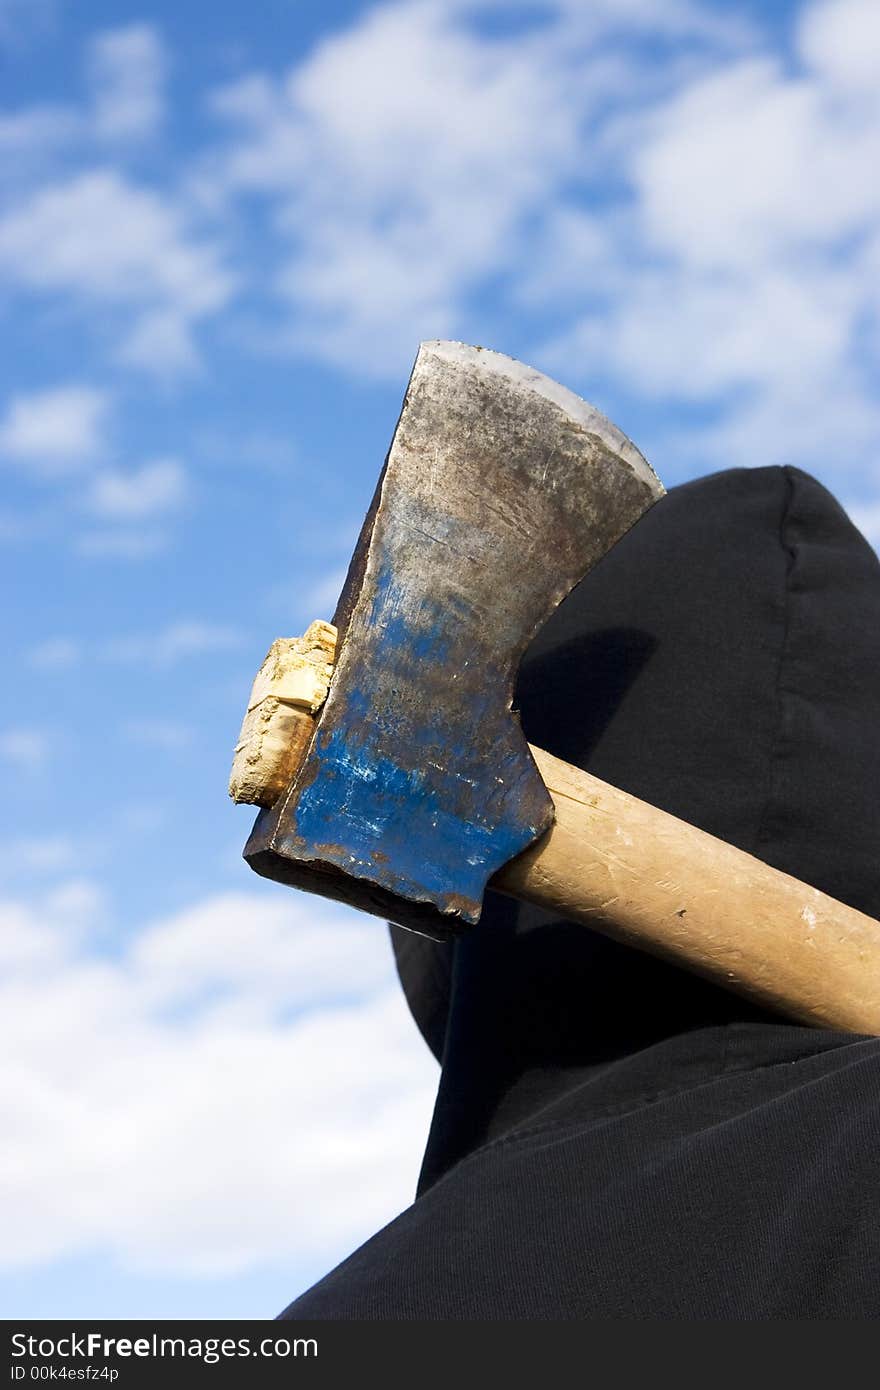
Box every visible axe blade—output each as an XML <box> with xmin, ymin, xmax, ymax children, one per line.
<box><xmin>245</xmin><ymin>341</ymin><xmax>664</xmax><ymax>937</ymax></box>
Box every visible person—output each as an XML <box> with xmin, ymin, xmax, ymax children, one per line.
<box><xmin>280</xmin><ymin>464</ymin><xmax>880</xmax><ymax>1319</ymax></box>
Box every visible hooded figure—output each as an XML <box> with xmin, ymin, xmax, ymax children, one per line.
<box><xmin>280</xmin><ymin>464</ymin><xmax>880</xmax><ymax>1320</ymax></box>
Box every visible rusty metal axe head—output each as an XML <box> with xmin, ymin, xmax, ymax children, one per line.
<box><xmin>244</xmin><ymin>341</ymin><xmax>663</xmax><ymax>937</ymax></box>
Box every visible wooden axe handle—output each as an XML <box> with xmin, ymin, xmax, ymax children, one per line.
<box><xmin>494</xmin><ymin>745</ymin><xmax>880</xmax><ymax>1034</ymax></box>
<box><xmin>231</xmin><ymin>627</ymin><xmax>879</xmax><ymax>1033</ymax></box>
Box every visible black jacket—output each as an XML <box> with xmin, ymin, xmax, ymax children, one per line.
<box><xmin>281</xmin><ymin>465</ymin><xmax>880</xmax><ymax>1319</ymax></box>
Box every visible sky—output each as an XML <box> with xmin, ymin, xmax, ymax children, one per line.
<box><xmin>1</xmin><ymin>0</ymin><xmax>879</xmax><ymax>1320</ymax></box>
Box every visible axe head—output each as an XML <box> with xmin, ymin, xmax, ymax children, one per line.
<box><xmin>245</xmin><ymin>342</ymin><xmax>663</xmax><ymax>938</ymax></box>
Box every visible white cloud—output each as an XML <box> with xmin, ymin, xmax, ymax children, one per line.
<box><xmin>44</xmin><ymin>878</ymin><xmax>107</xmax><ymax>929</ymax></box>
<box><xmin>0</xmin><ymin>385</ymin><xmax>110</xmax><ymax>473</ymax></box>
<box><xmin>301</xmin><ymin>566</ymin><xmax>347</xmax><ymax>618</ymax></box>
<box><xmin>87</xmin><ymin>24</ymin><xmax>167</xmax><ymax>142</ymax></box>
<box><xmin>798</xmin><ymin>0</ymin><xmax>880</xmax><ymax>90</ymax></box>
<box><xmin>630</xmin><ymin>57</ymin><xmax>879</xmax><ymax>272</ymax></box>
<box><xmin>202</xmin><ymin>0</ymin><xmax>751</xmax><ymax>378</ymax></box>
<box><xmin>0</xmin><ymin>28</ymin><xmax>192</xmax><ymax>376</ymax></box>
<box><xmin>101</xmin><ymin>620</ymin><xmax>242</xmax><ymax>666</ymax></box>
<box><xmin>116</xmin><ymin>800</ymin><xmax>168</xmax><ymax>836</ymax></box>
<box><xmin>0</xmin><ymin>836</ymin><xmax>77</xmax><ymax>875</ymax></box>
<box><xmin>0</xmin><ymin>170</ymin><xmax>234</xmax><ymax>374</ymax></box>
<box><xmin>121</xmin><ymin>718</ymin><xmax>194</xmax><ymax>751</ymax></box>
<box><xmin>0</xmin><ymin>105</ymin><xmax>78</xmax><ymax>173</ymax></box>
<box><xmin>117</xmin><ymin>309</ymin><xmax>202</xmax><ymax>374</ymax></box>
<box><xmin>75</xmin><ymin>529</ymin><xmax>168</xmax><ymax>560</ymax></box>
<box><xmin>0</xmin><ymin>0</ymin><xmax>874</xmax><ymax>494</ymax></box>
<box><xmin>0</xmin><ymin>728</ymin><xmax>51</xmax><ymax>772</ymax></box>
<box><xmin>205</xmin><ymin>0</ymin><xmax>871</xmax><ymax>478</ymax></box>
<box><xmin>192</xmin><ymin>426</ymin><xmax>301</xmax><ymax>478</ymax></box>
<box><xmin>0</xmin><ymin>394</ymin><xmax>185</xmax><ymax>561</ymax></box>
<box><xmin>86</xmin><ymin>458</ymin><xmax>187</xmax><ymax>520</ymax></box>
<box><xmin>27</xmin><ymin>624</ymin><xmax>238</xmax><ymax>675</ymax></box>
<box><xmin>26</xmin><ymin>637</ymin><xmax>82</xmax><ymax>670</ymax></box>
<box><xmin>847</xmin><ymin>495</ymin><xmax>880</xmax><ymax>549</ymax></box>
<box><xmin>206</xmin><ymin>5</ymin><xmax>616</xmax><ymax>374</ymax></box>
<box><xmin>533</xmin><ymin>0</ymin><xmax>880</xmax><ymax>477</ymax></box>
<box><xmin>0</xmin><ymin>23</ymin><xmax>167</xmax><ymax>169</ymax></box>
<box><xmin>0</xmin><ymin>886</ymin><xmax>437</xmax><ymax>1275</ymax></box>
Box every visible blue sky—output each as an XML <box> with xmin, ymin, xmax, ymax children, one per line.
<box><xmin>1</xmin><ymin>0</ymin><xmax>878</xmax><ymax>1319</ymax></box>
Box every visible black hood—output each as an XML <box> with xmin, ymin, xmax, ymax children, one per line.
<box><xmin>391</xmin><ymin>465</ymin><xmax>880</xmax><ymax>1190</ymax></box>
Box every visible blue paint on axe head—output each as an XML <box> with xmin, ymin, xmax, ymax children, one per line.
<box><xmin>245</xmin><ymin>342</ymin><xmax>663</xmax><ymax>938</ymax></box>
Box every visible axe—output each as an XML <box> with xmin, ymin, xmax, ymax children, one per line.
<box><xmin>231</xmin><ymin>341</ymin><xmax>880</xmax><ymax>1035</ymax></box>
